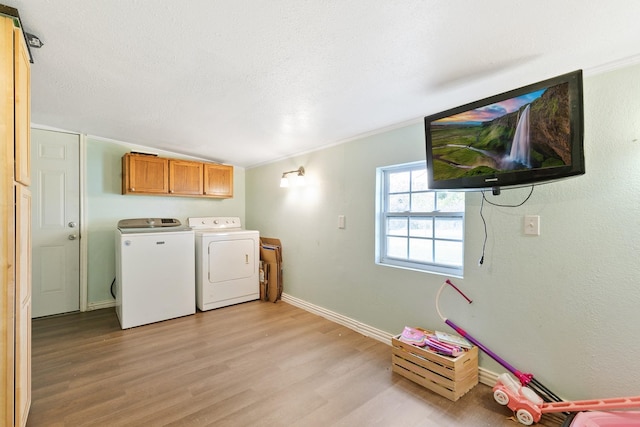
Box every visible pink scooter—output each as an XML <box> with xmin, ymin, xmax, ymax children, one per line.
<box><xmin>436</xmin><ymin>279</ymin><xmax>562</xmax><ymax>403</ymax></box>
<box><xmin>493</xmin><ymin>372</ymin><xmax>640</xmax><ymax>425</ymax></box>
<box><xmin>437</xmin><ymin>280</ymin><xmax>640</xmax><ymax>425</ymax></box>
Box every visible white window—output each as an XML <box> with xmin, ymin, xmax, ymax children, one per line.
<box><xmin>376</xmin><ymin>161</ymin><xmax>465</xmax><ymax>277</ymax></box>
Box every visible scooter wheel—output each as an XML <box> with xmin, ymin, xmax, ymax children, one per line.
<box><xmin>516</xmin><ymin>409</ymin><xmax>534</xmax><ymax>425</ymax></box>
<box><xmin>493</xmin><ymin>389</ymin><xmax>509</xmax><ymax>406</ymax></box>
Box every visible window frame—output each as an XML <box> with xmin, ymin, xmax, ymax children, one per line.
<box><xmin>375</xmin><ymin>161</ymin><xmax>465</xmax><ymax>277</ymax></box>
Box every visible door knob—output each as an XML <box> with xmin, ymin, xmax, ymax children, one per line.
<box><xmin>68</xmin><ymin>234</ymin><xmax>78</xmax><ymax>240</ymax></box>
<box><xmin>68</xmin><ymin>221</ymin><xmax>77</xmax><ymax>228</ymax></box>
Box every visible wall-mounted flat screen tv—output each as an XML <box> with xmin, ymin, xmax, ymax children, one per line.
<box><xmin>424</xmin><ymin>70</ymin><xmax>584</xmax><ymax>192</ymax></box>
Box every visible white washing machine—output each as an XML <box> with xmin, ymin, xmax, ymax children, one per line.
<box><xmin>188</xmin><ymin>217</ymin><xmax>259</xmax><ymax>311</ymax></box>
<box><xmin>115</xmin><ymin>218</ymin><xmax>195</xmax><ymax>329</ymax></box>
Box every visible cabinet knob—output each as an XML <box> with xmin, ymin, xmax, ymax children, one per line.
<box><xmin>130</xmin><ymin>187</ymin><xmax>135</xmax><ymax>191</ymax></box>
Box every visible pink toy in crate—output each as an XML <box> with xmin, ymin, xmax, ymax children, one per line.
<box><xmin>399</xmin><ymin>326</ymin><xmax>428</xmax><ymax>346</ymax></box>
<box><xmin>398</xmin><ymin>326</ymin><xmax>464</xmax><ymax>357</ymax></box>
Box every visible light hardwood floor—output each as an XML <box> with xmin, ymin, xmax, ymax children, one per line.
<box><xmin>27</xmin><ymin>301</ymin><xmax>567</xmax><ymax>426</ymax></box>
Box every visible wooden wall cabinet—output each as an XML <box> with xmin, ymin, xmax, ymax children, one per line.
<box><xmin>122</xmin><ymin>154</ymin><xmax>168</xmax><ymax>194</ymax></box>
<box><xmin>169</xmin><ymin>159</ymin><xmax>203</xmax><ymax>195</ymax></box>
<box><xmin>122</xmin><ymin>153</ymin><xmax>233</xmax><ymax>198</ymax></box>
<box><xmin>204</xmin><ymin>163</ymin><xmax>233</xmax><ymax>198</ymax></box>
<box><xmin>1</xmin><ymin>13</ymin><xmax>31</xmax><ymax>427</ymax></box>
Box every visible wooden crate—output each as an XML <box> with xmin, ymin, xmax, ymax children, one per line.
<box><xmin>391</xmin><ymin>329</ymin><xmax>478</xmax><ymax>401</ymax></box>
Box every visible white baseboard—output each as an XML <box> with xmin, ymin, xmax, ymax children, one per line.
<box><xmin>478</xmin><ymin>367</ymin><xmax>499</xmax><ymax>387</ymax></box>
<box><xmin>87</xmin><ymin>299</ymin><xmax>115</xmax><ymax>311</ymax></box>
<box><xmin>281</xmin><ymin>293</ymin><xmax>393</xmax><ymax>345</ymax></box>
<box><xmin>281</xmin><ymin>292</ymin><xmax>498</xmax><ymax>387</ymax></box>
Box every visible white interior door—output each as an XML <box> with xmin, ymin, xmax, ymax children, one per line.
<box><xmin>31</xmin><ymin>129</ymin><xmax>80</xmax><ymax>318</ymax></box>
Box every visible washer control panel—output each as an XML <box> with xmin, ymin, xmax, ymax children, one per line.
<box><xmin>117</xmin><ymin>218</ymin><xmax>181</xmax><ymax>229</ymax></box>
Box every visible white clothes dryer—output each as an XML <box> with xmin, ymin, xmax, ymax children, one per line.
<box><xmin>187</xmin><ymin>217</ymin><xmax>260</xmax><ymax>311</ymax></box>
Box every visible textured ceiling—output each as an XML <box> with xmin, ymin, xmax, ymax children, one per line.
<box><xmin>6</xmin><ymin>1</ymin><xmax>640</xmax><ymax>167</ymax></box>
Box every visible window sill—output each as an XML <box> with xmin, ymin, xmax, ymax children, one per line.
<box><xmin>376</xmin><ymin>259</ymin><xmax>463</xmax><ymax>278</ymax></box>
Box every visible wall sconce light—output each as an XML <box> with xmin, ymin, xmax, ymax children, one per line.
<box><xmin>280</xmin><ymin>166</ymin><xmax>305</xmax><ymax>188</ymax></box>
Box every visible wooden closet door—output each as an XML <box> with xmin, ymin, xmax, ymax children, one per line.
<box><xmin>1</xmin><ymin>15</ymin><xmax>32</xmax><ymax>427</ymax></box>
<box><xmin>14</xmin><ymin>27</ymin><xmax>30</xmax><ymax>186</ymax></box>
<box><xmin>15</xmin><ymin>185</ymin><xmax>31</xmax><ymax>426</ymax></box>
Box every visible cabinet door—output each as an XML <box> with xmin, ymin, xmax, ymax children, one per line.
<box><xmin>15</xmin><ymin>152</ymin><xmax>31</xmax><ymax>427</ymax></box>
<box><xmin>15</xmin><ymin>185</ymin><xmax>30</xmax><ymax>308</ymax></box>
<box><xmin>15</xmin><ymin>299</ymin><xmax>30</xmax><ymax>427</ymax></box>
<box><xmin>204</xmin><ymin>164</ymin><xmax>233</xmax><ymax>198</ymax></box>
<box><xmin>14</xmin><ymin>28</ymin><xmax>30</xmax><ymax>186</ymax></box>
<box><xmin>169</xmin><ymin>159</ymin><xmax>203</xmax><ymax>195</ymax></box>
<box><xmin>123</xmin><ymin>154</ymin><xmax>168</xmax><ymax>194</ymax></box>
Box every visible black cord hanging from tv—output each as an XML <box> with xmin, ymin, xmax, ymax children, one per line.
<box><xmin>481</xmin><ymin>185</ymin><xmax>534</xmax><ymax>208</ymax></box>
<box><xmin>478</xmin><ymin>185</ymin><xmax>535</xmax><ymax>266</ymax></box>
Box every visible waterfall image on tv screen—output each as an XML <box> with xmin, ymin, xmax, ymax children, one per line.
<box><xmin>430</xmin><ymin>81</ymin><xmax>570</xmax><ymax>182</ymax></box>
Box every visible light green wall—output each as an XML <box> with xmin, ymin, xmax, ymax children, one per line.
<box><xmin>85</xmin><ymin>138</ymin><xmax>245</xmax><ymax>303</ymax></box>
<box><xmin>246</xmin><ymin>63</ymin><xmax>640</xmax><ymax>400</ymax></box>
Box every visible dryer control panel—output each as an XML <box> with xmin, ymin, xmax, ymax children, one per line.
<box><xmin>188</xmin><ymin>217</ymin><xmax>242</xmax><ymax>229</ymax></box>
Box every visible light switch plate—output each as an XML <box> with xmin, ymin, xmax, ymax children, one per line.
<box><xmin>524</xmin><ymin>215</ymin><xmax>540</xmax><ymax>236</ymax></box>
